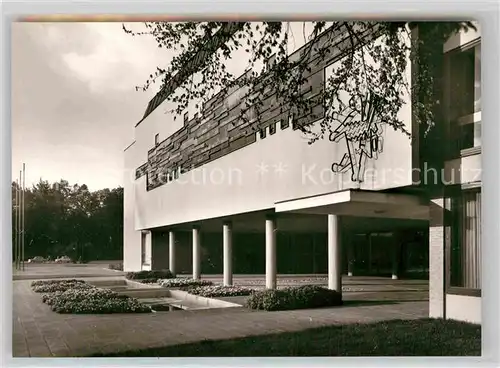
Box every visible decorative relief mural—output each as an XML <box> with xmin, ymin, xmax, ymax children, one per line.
<box><xmin>329</xmin><ymin>91</ymin><xmax>385</xmax><ymax>182</ymax></box>
<box><xmin>136</xmin><ymin>24</ymin><xmax>378</xmax><ymax>191</ymax></box>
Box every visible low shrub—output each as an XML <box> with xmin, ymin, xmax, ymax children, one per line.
<box><xmin>109</xmin><ymin>262</ymin><xmax>123</xmax><ymax>271</ymax></box>
<box><xmin>183</xmin><ymin>285</ymin><xmax>254</xmax><ymax>297</ymax></box>
<box><xmin>158</xmin><ymin>278</ymin><xmax>213</xmax><ymax>288</ymax></box>
<box><xmin>41</xmin><ymin>288</ymin><xmax>151</xmax><ymax>314</ymax></box>
<box><xmin>246</xmin><ymin>285</ymin><xmax>343</xmax><ymax>311</ymax></box>
<box><xmin>31</xmin><ymin>279</ymin><xmax>94</xmax><ymax>293</ymax></box>
<box><xmin>126</xmin><ymin>269</ymin><xmax>175</xmax><ymax>281</ymax></box>
<box><xmin>137</xmin><ymin>278</ymin><xmax>160</xmax><ymax>284</ymax></box>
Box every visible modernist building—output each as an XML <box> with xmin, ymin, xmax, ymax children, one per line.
<box><xmin>123</xmin><ymin>23</ymin><xmax>481</xmax><ymax>323</ymax></box>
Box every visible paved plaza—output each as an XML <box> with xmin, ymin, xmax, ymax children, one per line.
<box><xmin>13</xmin><ymin>263</ymin><xmax>126</xmax><ymax>280</ymax></box>
<box><xmin>12</xmin><ymin>264</ymin><xmax>429</xmax><ymax>357</ymax></box>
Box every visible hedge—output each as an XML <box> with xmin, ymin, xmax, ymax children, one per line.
<box><xmin>137</xmin><ymin>278</ymin><xmax>162</xmax><ymax>284</ymax></box>
<box><xmin>246</xmin><ymin>285</ymin><xmax>343</xmax><ymax>311</ymax></box>
<box><xmin>125</xmin><ymin>270</ymin><xmax>175</xmax><ymax>281</ymax></box>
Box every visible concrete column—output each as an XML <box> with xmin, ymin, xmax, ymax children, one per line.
<box><xmin>145</xmin><ymin>231</ymin><xmax>152</xmax><ymax>264</ymax></box>
<box><xmin>223</xmin><ymin>221</ymin><xmax>233</xmax><ymax>286</ymax></box>
<box><xmin>142</xmin><ymin>231</ymin><xmax>152</xmax><ymax>271</ymax></box>
<box><xmin>327</xmin><ymin>214</ymin><xmax>342</xmax><ymax>292</ymax></box>
<box><xmin>168</xmin><ymin>231</ymin><xmax>176</xmax><ymax>274</ymax></box>
<box><xmin>192</xmin><ymin>226</ymin><xmax>201</xmax><ymax>280</ymax></box>
<box><xmin>429</xmin><ymin>198</ymin><xmax>446</xmax><ymax>318</ymax></box>
<box><xmin>265</xmin><ymin>215</ymin><xmax>277</xmax><ymax>289</ymax></box>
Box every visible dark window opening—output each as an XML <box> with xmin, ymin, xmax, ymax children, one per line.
<box><xmin>141</xmin><ymin>232</ymin><xmax>147</xmax><ymax>264</ymax></box>
<box><xmin>269</xmin><ymin>122</ymin><xmax>276</xmax><ymax>135</ymax></box>
<box><xmin>447</xmin><ymin>43</ymin><xmax>481</xmax><ymax>152</ymax></box>
<box><xmin>449</xmin><ymin>47</ymin><xmax>476</xmax><ymax>119</ymax></box>
<box><xmin>280</xmin><ymin>118</ymin><xmax>289</xmax><ymax>130</ymax></box>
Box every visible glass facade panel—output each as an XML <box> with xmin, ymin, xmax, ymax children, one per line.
<box><xmin>447</xmin><ymin>43</ymin><xmax>481</xmax><ymax>152</ymax></box>
<box><xmin>450</xmin><ymin>189</ymin><xmax>481</xmax><ymax>289</ymax></box>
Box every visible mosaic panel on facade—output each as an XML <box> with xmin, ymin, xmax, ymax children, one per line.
<box><xmin>136</xmin><ymin>24</ymin><xmax>378</xmax><ymax>191</ymax></box>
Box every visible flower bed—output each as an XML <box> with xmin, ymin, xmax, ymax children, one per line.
<box><xmin>31</xmin><ymin>279</ymin><xmax>86</xmax><ymax>287</ymax></box>
<box><xmin>182</xmin><ymin>285</ymin><xmax>254</xmax><ymax>297</ymax></box>
<box><xmin>31</xmin><ymin>279</ymin><xmax>94</xmax><ymax>293</ymax></box>
<box><xmin>126</xmin><ymin>270</ymin><xmax>175</xmax><ymax>281</ymax></box>
<box><xmin>41</xmin><ymin>288</ymin><xmax>114</xmax><ymax>305</ymax></box>
<box><xmin>235</xmin><ymin>277</ymin><xmax>328</xmax><ymax>286</ymax></box>
<box><xmin>41</xmin><ymin>287</ymin><xmax>151</xmax><ymax>314</ymax></box>
<box><xmin>246</xmin><ymin>285</ymin><xmax>342</xmax><ymax>311</ymax></box>
<box><xmin>158</xmin><ymin>278</ymin><xmax>213</xmax><ymax>288</ymax></box>
<box><xmin>31</xmin><ymin>279</ymin><xmax>151</xmax><ymax>314</ymax></box>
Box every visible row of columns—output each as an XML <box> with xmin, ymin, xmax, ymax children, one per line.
<box><xmin>166</xmin><ymin>214</ymin><xmax>343</xmax><ymax>292</ymax></box>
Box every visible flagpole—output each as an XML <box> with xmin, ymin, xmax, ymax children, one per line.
<box><xmin>14</xmin><ymin>179</ymin><xmax>18</xmax><ymax>270</ymax></box>
<box><xmin>22</xmin><ymin>163</ymin><xmax>26</xmax><ymax>271</ymax></box>
<box><xmin>18</xmin><ymin>170</ymin><xmax>22</xmax><ymax>270</ymax></box>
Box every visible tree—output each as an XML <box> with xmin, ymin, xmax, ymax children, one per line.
<box><xmin>11</xmin><ymin>179</ymin><xmax>124</xmax><ymax>262</ymax></box>
<box><xmin>124</xmin><ymin>21</ymin><xmax>475</xmax><ymax>149</ymax></box>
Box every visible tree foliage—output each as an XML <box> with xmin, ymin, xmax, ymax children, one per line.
<box><xmin>124</xmin><ymin>21</ymin><xmax>475</xmax><ymax>143</ymax></box>
<box><xmin>11</xmin><ymin>180</ymin><xmax>123</xmax><ymax>262</ymax></box>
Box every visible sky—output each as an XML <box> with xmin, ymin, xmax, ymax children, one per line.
<box><xmin>11</xmin><ymin>22</ymin><xmax>167</xmax><ymax>190</ymax></box>
<box><xmin>11</xmin><ymin>22</ymin><xmax>315</xmax><ymax>191</ymax></box>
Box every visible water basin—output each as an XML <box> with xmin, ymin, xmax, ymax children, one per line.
<box><xmin>140</xmin><ymin>297</ymin><xmax>185</xmax><ymax>312</ymax></box>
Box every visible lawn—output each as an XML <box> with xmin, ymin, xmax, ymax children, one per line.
<box><xmin>93</xmin><ymin>318</ymin><xmax>480</xmax><ymax>357</ymax></box>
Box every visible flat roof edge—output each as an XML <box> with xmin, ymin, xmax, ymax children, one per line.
<box><xmin>124</xmin><ymin>141</ymin><xmax>136</xmax><ymax>152</ymax></box>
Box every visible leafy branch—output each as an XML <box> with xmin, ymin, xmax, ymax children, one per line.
<box><xmin>124</xmin><ymin>21</ymin><xmax>476</xmax><ymax>143</ymax></box>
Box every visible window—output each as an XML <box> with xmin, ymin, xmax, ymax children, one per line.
<box><xmin>265</xmin><ymin>54</ymin><xmax>276</xmax><ymax>71</ymax></box>
<box><xmin>291</xmin><ymin>114</ymin><xmax>300</xmax><ymax>130</ymax></box>
<box><xmin>280</xmin><ymin>118</ymin><xmax>289</xmax><ymax>130</ymax></box>
<box><xmin>155</xmin><ymin>133</ymin><xmax>160</xmax><ymax>146</ymax></box>
<box><xmin>269</xmin><ymin>122</ymin><xmax>276</xmax><ymax>135</ymax></box>
<box><xmin>447</xmin><ymin>42</ymin><xmax>481</xmax><ymax>152</ymax></box>
<box><xmin>159</xmin><ymin>171</ymin><xmax>168</xmax><ymax>183</ymax></box>
<box><xmin>259</xmin><ymin>128</ymin><xmax>266</xmax><ymax>139</ymax></box>
<box><xmin>141</xmin><ymin>232</ymin><xmax>147</xmax><ymax>264</ymax></box>
<box><xmin>450</xmin><ymin>189</ymin><xmax>481</xmax><ymax>290</ymax></box>
<box><xmin>457</xmin><ymin>113</ymin><xmax>481</xmax><ymax>151</ymax></box>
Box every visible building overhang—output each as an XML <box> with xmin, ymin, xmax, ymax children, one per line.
<box><xmin>275</xmin><ymin>189</ymin><xmax>430</xmax><ymax>221</ymax></box>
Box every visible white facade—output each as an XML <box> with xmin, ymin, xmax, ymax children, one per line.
<box><xmin>123</xmin><ymin>24</ymin><xmax>482</xmax><ymax>325</ymax></box>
